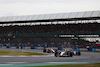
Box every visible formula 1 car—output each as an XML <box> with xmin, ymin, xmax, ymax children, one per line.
<box><xmin>54</xmin><ymin>49</ymin><xmax>73</xmax><ymax>57</ymax></box>
<box><xmin>73</xmin><ymin>50</ymin><xmax>81</xmax><ymax>56</ymax></box>
<box><xmin>43</xmin><ymin>48</ymin><xmax>55</xmax><ymax>53</ymax></box>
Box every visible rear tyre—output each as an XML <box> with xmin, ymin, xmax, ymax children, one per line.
<box><xmin>70</xmin><ymin>52</ymin><xmax>73</xmax><ymax>57</ymax></box>
<box><xmin>78</xmin><ymin>52</ymin><xmax>81</xmax><ymax>56</ymax></box>
<box><xmin>43</xmin><ymin>49</ymin><xmax>46</xmax><ymax>53</ymax></box>
<box><xmin>68</xmin><ymin>52</ymin><xmax>71</xmax><ymax>57</ymax></box>
<box><xmin>55</xmin><ymin>52</ymin><xmax>59</xmax><ymax>57</ymax></box>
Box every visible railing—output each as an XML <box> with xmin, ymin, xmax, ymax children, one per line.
<box><xmin>0</xmin><ymin>32</ymin><xmax>99</xmax><ymax>37</ymax></box>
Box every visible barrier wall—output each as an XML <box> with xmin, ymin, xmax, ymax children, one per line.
<box><xmin>25</xmin><ymin>47</ymin><xmax>31</xmax><ymax>49</ymax></box>
<box><xmin>95</xmin><ymin>49</ymin><xmax>100</xmax><ymax>52</ymax></box>
<box><xmin>51</xmin><ymin>47</ymin><xmax>58</xmax><ymax>50</ymax></box>
<box><xmin>76</xmin><ymin>48</ymin><xmax>79</xmax><ymax>51</ymax></box>
<box><xmin>79</xmin><ymin>48</ymin><xmax>88</xmax><ymax>51</ymax></box>
<box><xmin>0</xmin><ymin>46</ymin><xmax>2</xmax><ymax>48</ymax></box>
<box><xmin>1</xmin><ymin>47</ymin><xmax>6</xmax><ymax>49</ymax></box>
<box><xmin>0</xmin><ymin>46</ymin><xmax>100</xmax><ymax>52</ymax></box>
<box><xmin>11</xmin><ymin>47</ymin><xmax>16</xmax><ymax>49</ymax></box>
<box><xmin>92</xmin><ymin>48</ymin><xmax>95</xmax><ymax>51</ymax></box>
<box><xmin>37</xmin><ymin>47</ymin><xmax>43</xmax><ymax>50</ymax></box>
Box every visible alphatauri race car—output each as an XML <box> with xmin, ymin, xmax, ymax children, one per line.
<box><xmin>43</xmin><ymin>48</ymin><xmax>55</xmax><ymax>53</ymax></box>
<box><xmin>54</xmin><ymin>49</ymin><xmax>73</xmax><ymax>57</ymax></box>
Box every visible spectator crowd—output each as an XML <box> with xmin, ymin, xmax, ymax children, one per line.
<box><xmin>0</xmin><ymin>23</ymin><xmax>99</xmax><ymax>34</ymax></box>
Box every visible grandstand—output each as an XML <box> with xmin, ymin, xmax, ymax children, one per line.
<box><xmin>0</xmin><ymin>10</ymin><xmax>100</xmax><ymax>48</ymax></box>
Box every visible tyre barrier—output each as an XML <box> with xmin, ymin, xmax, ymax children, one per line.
<box><xmin>35</xmin><ymin>47</ymin><xmax>37</xmax><ymax>49</ymax></box>
<box><xmin>51</xmin><ymin>47</ymin><xmax>58</xmax><ymax>50</ymax></box>
<box><xmin>2</xmin><ymin>47</ymin><xmax>6</xmax><ymax>49</ymax></box>
<box><xmin>76</xmin><ymin>48</ymin><xmax>79</xmax><ymax>51</ymax></box>
<box><xmin>88</xmin><ymin>48</ymin><xmax>92</xmax><ymax>51</ymax></box>
<box><xmin>95</xmin><ymin>49</ymin><xmax>100</xmax><ymax>52</ymax></box>
<box><xmin>22</xmin><ymin>47</ymin><xmax>25</xmax><ymax>49</ymax></box>
<box><xmin>79</xmin><ymin>48</ymin><xmax>88</xmax><ymax>51</ymax></box>
<box><xmin>31</xmin><ymin>46</ymin><xmax>35</xmax><ymax>49</ymax></box>
<box><xmin>6</xmin><ymin>46</ymin><xmax>9</xmax><ymax>48</ymax></box>
<box><xmin>65</xmin><ymin>48</ymin><xmax>73</xmax><ymax>50</ymax></box>
<box><xmin>62</xmin><ymin>47</ymin><xmax>64</xmax><ymax>50</ymax></box>
<box><xmin>92</xmin><ymin>48</ymin><xmax>95</xmax><ymax>51</ymax></box>
<box><xmin>11</xmin><ymin>47</ymin><xmax>16</xmax><ymax>49</ymax></box>
<box><xmin>48</xmin><ymin>47</ymin><xmax>50</xmax><ymax>48</ymax></box>
<box><xmin>1</xmin><ymin>46</ymin><xmax>100</xmax><ymax>51</ymax></box>
<box><xmin>79</xmin><ymin>48</ymin><xmax>100</xmax><ymax>52</ymax></box>
<box><xmin>0</xmin><ymin>46</ymin><xmax>1</xmax><ymax>48</ymax></box>
<box><xmin>6</xmin><ymin>46</ymin><xmax>11</xmax><ymax>48</ymax></box>
<box><xmin>37</xmin><ymin>47</ymin><xmax>43</xmax><ymax>50</ymax></box>
<box><xmin>16</xmin><ymin>46</ymin><xmax>19</xmax><ymax>49</ymax></box>
<box><xmin>25</xmin><ymin>47</ymin><xmax>31</xmax><ymax>49</ymax></box>
<box><xmin>58</xmin><ymin>47</ymin><xmax>62</xmax><ymax>50</ymax></box>
<box><xmin>9</xmin><ymin>46</ymin><xmax>11</xmax><ymax>48</ymax></box>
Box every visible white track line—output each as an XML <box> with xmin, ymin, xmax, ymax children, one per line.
<box><xmin>0</xmin><ymin>64</ymin><xmax>13</xmax><ymax>66</ymax></box>
<box><xmin>46</xmin><ymin>62</ymin><xmax>89</xmax><ymax>63</ymax></box>
<box><xmin>0</xmin><ymin>55</ymin><xmax>54</xmax><ymax>57</ymax></box>
<box><xmin>7</xmin><ymin>62</ymin><xmax>26</xmax><ymax>64</ymax></box>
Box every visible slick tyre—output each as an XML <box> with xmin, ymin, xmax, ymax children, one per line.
<box><xmin>70</xmin><ymin>52</ymin><xmax>73</xmax><ymax>57</ymax></box>
<box><xmin>68</xmin><ymin>52</ymin><xmax>71</xmax><ymax>57</ymax></box>
<box><xmin>78</xmin><ymin>52</ymin><xmax>81</xmax><ymax>56</ymax></box>
<box><xmin>43</xmin><ymin>49</ymin><xmax>46</xmax><ymax>53</ymax></box>
<box><xmin>55</xmin><ymin>52</ymin><xmax>59</xmax><ymax>57</ymax></box>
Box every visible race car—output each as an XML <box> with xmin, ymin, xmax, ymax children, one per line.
<box><xmin>54</xmin><ymin>49</ymin><xmax>73</xmax><ymax>57</ymax></box>
<box><xmin>43</xmin><ymin>48</ymin><xmax>55</xmax><ymax>53</ymax></box>
<box><xmin>73</xmin><ymin>50</ymin><xmax>81</xmax><ymax>56</ymax></box>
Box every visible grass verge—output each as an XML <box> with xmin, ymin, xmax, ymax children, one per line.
<box><xmin>0</xmin><ymin>50</ymin><xmax>45</xmax><ymax>56</ymax></box>
<box><xmin>29</xmin><ymin>63</ymin><xmax>100</xmax><ymax>67</ymax></box>
<box><xmin>81</xmin><ymin>51</ymin><xmax>100</xmax><ymax>53</ymax></box>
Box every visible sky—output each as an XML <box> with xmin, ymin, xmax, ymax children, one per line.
<box><xmin>0</xmin><ymin>0</ymin><xmax>100</xmax><ymax>17</ymax></box>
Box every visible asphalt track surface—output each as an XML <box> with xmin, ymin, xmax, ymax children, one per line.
<box><xmin>0</xmin><ymin>48</ymin><xmax>100</xmax><ymax>66</ymax></box>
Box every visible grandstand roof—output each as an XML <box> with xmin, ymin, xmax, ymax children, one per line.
<box><xmin>0</xmin><ymin>10</ymin><xmax>100</xmax><ymax>24</ymax></box>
